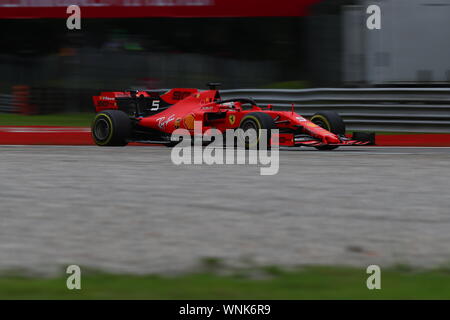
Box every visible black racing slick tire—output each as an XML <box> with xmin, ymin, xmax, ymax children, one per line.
<box><xmin>310</xmin><ymin>111</ymin><xmax>346</xmax><ymax>150</ymax></box>
<box><xmin>238</xmin><ymin>112</ymin><xmax>276</xmax><ymax>149</ymax></box>
<box><xmin>92</xmin><ymin>110</ymin><xmax>131</xmax><ymax>146</ymax></box>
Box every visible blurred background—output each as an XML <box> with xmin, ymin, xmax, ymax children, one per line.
<box><xmin>0</xmin><ymin>0</ymin><xmax>449</xmax><ymax>114</ymax></box>
<box><xmin>1</xmin><ymin>0</ymin><xmax>450</xmax><ymax>300</ymax></box>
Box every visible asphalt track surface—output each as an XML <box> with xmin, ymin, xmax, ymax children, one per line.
<box><xmin>1</xmin><ymin>145</ymin><xmax>450</xmax><ymax>275</ymax></box>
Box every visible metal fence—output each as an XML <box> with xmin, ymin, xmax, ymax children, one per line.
<box><xmin>221</xmin><ymin>88</ymin><xmax>450</xmax><ymax>133</ymax></box>
<box><xmin>1</xmin><ymin>87</ymin><xmax>450</xmax><ymax>133</ymax></box>
<box><xmin>0</xmin><ymin>94</ymin><xmax>14</xmax><ymax>113</ymax></box>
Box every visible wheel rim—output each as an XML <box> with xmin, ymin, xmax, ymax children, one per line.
<box><xmin>94</xmin><ymin>118</ymin><xmax>110</xmax><ymax>141</ymax></box>
<box><xmin>312</xmin><ymin>118</ymin><xmax>329</xmax><ymax>131</ymax></box>
<box><xmin>242</xmin><ymin>120</ymin><xmax>258</xmax><ymax>132</ymax></box>
<box><xmin>239</xmin><ymin>119</ymin><xmax>259</xmax><ymax>146</ymax></box>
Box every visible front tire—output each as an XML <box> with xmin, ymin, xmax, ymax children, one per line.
<box><xmin>310</xmin><ymin>111</ymin><xmax>345</xmax><ymax>150</ymax></box>
<box><xmin>92</xmin><ymin>110</ymin><xmax>131</xmax><ymax>146</ymax></box>
<box><xmin>238</xmin><ymin>112</ymin><xmax>276</xmax><ymax>149</ymax></box>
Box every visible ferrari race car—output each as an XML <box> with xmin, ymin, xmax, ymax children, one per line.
<box><xmin>91</xmin><ymin>84</ymin><xmax>375</xmax><ymax>149</ymax></box>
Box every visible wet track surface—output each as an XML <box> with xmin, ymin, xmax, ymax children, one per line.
<box><xmin>1</xmin><ymin>145</ymin><xmax>450</xmax><ymax>274</ymax></box>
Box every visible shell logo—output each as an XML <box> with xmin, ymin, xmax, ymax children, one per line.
<box><xmin>183</xmin><ymin>114</ymin><xmax>195</xmax><ymax>130</ymax></box>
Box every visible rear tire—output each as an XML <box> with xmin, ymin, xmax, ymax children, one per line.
<box><xmin>310</xmin><ymin>111</ymin><xmax>345</xmax><ymax>150</ymax></box>
<box><xmin>92</xmin><ymin>110</ymin><xmax>131</xmax><ymax>146</ymax></box>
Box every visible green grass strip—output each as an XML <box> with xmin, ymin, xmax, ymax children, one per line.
<box><xmin>1</xmin><ymin>266</ymin><xmax>450</xmax><ymax>300</ymax></box>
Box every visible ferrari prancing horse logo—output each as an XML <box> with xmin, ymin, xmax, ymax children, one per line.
<box><xmin>229</xmin><ymin>115</ymin><xmax>236</xmax><ymax>125</ymax></box>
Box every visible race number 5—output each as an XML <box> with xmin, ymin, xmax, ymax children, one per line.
<box><xmin>151</xmin><ymin>100</ymin><xmax>160</xmax><ymax>111</ymax></box>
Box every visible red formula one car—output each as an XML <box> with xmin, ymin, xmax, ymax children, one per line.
<box><xmin>91</xmin><ymin>84</ymin><xmax>375</xmax><ymax>149</ymax></box>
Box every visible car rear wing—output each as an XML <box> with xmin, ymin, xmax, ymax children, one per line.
<box><xmin>92</xmin><ymin>88</ymin><xmax>200</xmax><ymax>114</ymax></box>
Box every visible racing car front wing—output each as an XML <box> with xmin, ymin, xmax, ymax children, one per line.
<box><xmin>271</xmin><ymin>132</ymin><xmax>376</xmax><ymax>147</ymax></box>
